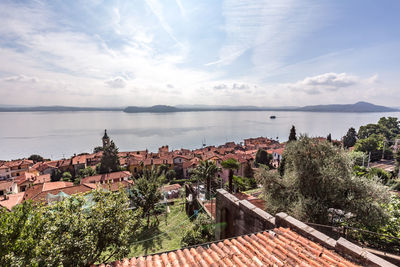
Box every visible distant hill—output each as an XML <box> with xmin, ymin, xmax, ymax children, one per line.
<box><xmin>297</xmin><ymin>101</ymin><xmax>398</xmax><ymax>112</ymax></box>
<box><xmin>123</xmin><ymin>105</ymin><xmax>179</xmax><ymax>113</ymax></box>
<box><xmin>0</xmin><ymin>106</ymin><xmax>123</xmax><ymax>112</ymax></box>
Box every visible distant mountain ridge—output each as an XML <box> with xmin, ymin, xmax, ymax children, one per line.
<box><xmin>123</xmin><ymin>102</ymin><xmax>398</xmax><ymax>113</ymax></box>
<box><xmin>0</xmin><ymin>106</ymin><xmax>123</xmax><ymax>112</ymax></box>
<box><xmin>298</xmin><ymin>101</ymin><xmax>398</xmax><ymax>112</ymax></box>
<box><xmin>0</xmin><ymin>102</ymin><xmax>397</xmax><ymax>113</ymax></box>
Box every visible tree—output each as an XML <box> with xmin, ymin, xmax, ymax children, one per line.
<box><xmin>157</xmin><ymin>164</ymin><xmax>170</xmax><ymax>177</ymax></box>
<box><xmin>288</xmin><ymin>125</ymin><xmax>297</xmax><ymax>142</ymax></box>
<box><xmin>93</xmin><ymin>146</ymin><xmax>103</xmax><ymax>153</ymax></box>
<box><xmin>354</xmin><ymin>134</ymin><xmax>385</xmax><ymax>161</ymax></box>
<box><xmin>243</xmin><ymin>161</ymin><xmax>254</xmax><ymax>178</ymax></box>
<box><xmin>343</xmin><ymin>127</ymin><xmax>357</xmax><ymax>148</ymax></box>
<box><xmin>39</xmin><ymin>189</ymin><xmax>140</xmax><ymax>266</ymax></box>
<box><xmin>28</xmin><ymin>154</ymin><xmax>44</xmax><ymax>163</ymax></box>
<box><xmin>78</xmin><ymin>166</ymin><xmax>96</xmax><ymax>178</ymax></box>
<box><xmin>0</xmin><ymin>201</ymin><xmax>46</xmax><ymax>266</ymax></box>
<box><xmin>98</xmin><ymin>140</ymin><xmax>120</xmax><ymax>174</ymax></box>
<box><xmin>254</xmin><ymin>149</ymin><xmax>273</xmax><ymax>168</ymax></box>
<box><xmin>378</xmin><ymin>117</ymin><xmax>400</xmax><ymax>140</ymax></box>
<box><xmin>326</xmin><ymin>133</ymin><xmax>332</xmax><ymax>143</ymax></box>
<box><xmin>221</xmin><ymin>158</ymin><xmax>240</xmax><ymax>193</ymax></box>
<box><xmin>256</xmin><ymin>136</ymin><xmax>390</xmax><ymax>228</ymax></box>
<box><xmin>165</xmin><ymin>169</ymin><xmax>176</xmax><ymax>182</ymax></box>
<box><xmin>0</xmin><ymin>189</ymin><xmax>140</xmax><ymax>266</ymax></box>
<box><xmin>191</xmin><ymin>160</ymin><xmax>221</xmax><ymax>200</ymax></box>
<box><xmin>131</xmin><ymin>167</ymin><xmax>163</xmax><ymax>226</ymax></box>
<box><xmin>61</xmin><ymin>171</ymin><xmax>72</xmax><ymax>182</ymax></box>
<box><xmin>181</xmin><ymin>213</ymin><xmax>215</xmax><ymax>247</ymax></box>
<box><xmin>358</xmin><ymin>123</ymin><xmax>384</xmax><ymax>140</ymax></box>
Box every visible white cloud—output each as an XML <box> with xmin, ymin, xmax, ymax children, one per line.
<box><xmin>285</xmin><ymin>72</ymin><xmax>360</xmax><ymax>94</ymax></box>
<box><xmin>105</xmin><ymin>77</ymin><xmax>127</xmax><ymax>88</ymax></box>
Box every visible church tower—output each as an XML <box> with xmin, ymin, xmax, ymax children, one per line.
<box><xmin>102</xmin><ymin>129</ymin><xmax>110</xmax><ymax>148</ymax></box>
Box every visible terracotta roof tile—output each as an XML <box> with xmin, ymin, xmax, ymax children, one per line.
<box><xmin>80</xmin><ymin>171</ymin><xmax>131</xmax><ymax>184</ymax></box>
<box><xmin>0</xmin><ymin>192</ymin><xmax>25</xmax><ymax>210</ymax></box>
<box><xmin>42</xmin><ymin>181</ymin><xmax>74</xmax><ymax>192</ymax></box>
<box><xmin>101</xmin><ymin>227</ymin><xmax>360</xmax><ymax>266</ymax></box>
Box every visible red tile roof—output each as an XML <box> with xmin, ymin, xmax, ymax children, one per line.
<box><xmin>42</xmin><ymin>181</ymin><xmax>74</xmax><ymax>192</ymax></box>
<box><xmin>102</xmin><ymin>227</ymin><xmax>359</xmax><ymax>266</ymax></box>
<box><xmin>80</xmin><ymin>171</ymin><xmax>131</xmax><ymax>184</ymax></box>
<box><xmin>0</xmin><ymin>192</ymin><xmax>25</xmax><ymax>211</ymax></box>
<box><xmin>0</xmin><ymin>181</ymin><xmax>13</xmax><ymax>191</ymax></box>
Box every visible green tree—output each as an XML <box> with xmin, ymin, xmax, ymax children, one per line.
<box><xmin>98</xmin><ymin>140</ymin><xmax>120</xmax><ymax>174</ymax></box>
<box><xmin>343</xmin><ymin>127</ymin><xmax>357</xmax><ymax>148</ymax></box>
<box><xmin>165</xmin><ymin>169</ymin><xmax>176</xmax><ymax>182</ymax></box>
<box><xmin>0</xmin><ymin>201</ymin><xmax>45</xmax><ymax>266</ymax></box>
<box><xmin>181</xmin><ymin>213</ymin><xmax>215</xmax><ymax>247</ymax></box>
<box><xmin>61</xmin><ymin>171</ymin><xmax>72</xmax><ymax>182</ymax></box>
<box><xmin>78</xmin><ymin>166</ymin><xmax>96</xmax><ymax>178</ymax></box>
<box><xmin>221</xmin><ymin>158</ymin><xmax>240</xmax><ymax>193</ymax></box>
<box><xmin>39</xmin><ymin>189</ymin><xmax>139</xmax><ymax>266</ymax></box>
<box><xmin>354</xmin><ymin>134</ymin><xmax>385</xmax><ymax>161</ymax></box>
<box><xmin>378</xmin><ymin>117</ymin><xmax>400</xmax><ymax>140</ymax></box>
<box><xmin>254</xmin><ymin>149</ymin><xmax>273</xmax><ymax>168</ymax></box>
<box><xmin>326</xmin><ymin>133</ymin><xmax>332</xmax><ymax>143</ymax></box>
<box><xmin>256</xmin><ymin>136</ymin><xmax>390</xmax><ymax>228</ymax></box>
<box><xmin>131</xmin><ymin>167</ymin><xmax>163</xmax><ymax>226</ymax></box>
<box><xmin>157</xmin><ymin>164</ymin><xmax>170</xmax><ymax>177</ymax></box>
<box><xmin>28</xmin><ymin>154</ymin><xmax>45</xmax><ymax>163</ymax></box>
<box><xmin>358</xmin><ymin>123</ymin><xmax>384</xmax><ymax>139</ymax></box>
<box><xmin>191</xmin><ymin>160</ymin><xmax>221</xmax><ymax>200</ymax></box>
<box><xmin>243</xmin><ymin>161</ymin><xmax>254</xmax><ymax>178</ymax></box>
<box><xmin>93</xmin><ymin>146</ymin><xmax>103</xmax><ymax>153</ymax></box>
<box><xmin>288</xmin><ymin>125</ymin><xmax>297</xmax><ymax>142</ymax></box>
<box><xmin>0</xmin><ymin>189</ymin><xmax>140</xmax><ymax>266</ymax></box>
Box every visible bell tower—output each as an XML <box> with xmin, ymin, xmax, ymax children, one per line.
<box><xmin>102</xmin><ymin>129</ymin><xmax>110</xmax><ymax>148</ymax></box>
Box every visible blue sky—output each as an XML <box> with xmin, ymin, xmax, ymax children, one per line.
<box><xmin>0</xmin><ymin>0</ymin><xmax>399</xmax><ymax>107</ymax></box>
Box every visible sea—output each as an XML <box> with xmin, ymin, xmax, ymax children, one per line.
<box><xmin>0</xmin><ymin>111</ymin><xmax>399</xmax><ymax>160</ymax></box>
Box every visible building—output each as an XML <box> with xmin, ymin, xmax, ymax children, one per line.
<box><xmin>0</xmin><ymin>165</ymin><xmax>11</xmax><ymax>180</ymax></box>
<box><xmin>80</xmin><ymin>171</ymin><xmax>132</xmax><ymax>185</ymax></box>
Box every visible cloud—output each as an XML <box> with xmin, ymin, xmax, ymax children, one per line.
<box><xmin>213</xmin><ymin>83</ymin><xmax>252</xmax><ymax>92</ymax></box>
<box><xmin>232</xmin><ymin>83</ymin><xmax>249</xmax><ymax>90</ymax></box>
<box><xmin>2</xmin><ymin>74</ymin><xmax>39</xmax><ymax>83</ymax></box>
<box><xmin>213</xmin><ymin>84</ymin><xmax>228</xmax><ymax>90</ymax></box>
<box><xmin>286</xmin><ymin>72</ymin><xmax>360</xmax><ymax>94</ymax></box>
<box><xmin>105</xmin><ymin>77</ymin><xmax>127</xmax><ymax>88</ymax></box>
<box><xmin>166</xmin><ymin>84</ymin><xmax>174</xmax><ymax>88</ymax></box>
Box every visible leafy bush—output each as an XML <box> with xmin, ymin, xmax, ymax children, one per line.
<box><xmin>181</xmin><ymin>213</ymin><xmax>215</xmax><ymax>247</ymax></box>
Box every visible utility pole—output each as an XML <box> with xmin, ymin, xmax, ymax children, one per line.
<box><xmin>367</xmin><ymin>152</ymin><xmax>371</xmax><ymax>168</ymax></box>
<box><xmin>362</xmin><ymin>153</ymin><xmax>365</xmax><ymax>167</ymax></box>
<box><xmin>382</xmin><ymin>140</ymin><xmax>386</xmax><ymax>160</ymax></box>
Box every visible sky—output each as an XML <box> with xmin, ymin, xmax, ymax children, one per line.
<box><xmin>0</xmin><ymin>0</ymin><xmax>399</xmax><ymax>107</ymax></box>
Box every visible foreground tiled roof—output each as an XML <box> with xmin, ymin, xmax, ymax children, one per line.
<box><xmin>101</xmin><ymin>227</ymin><xmax>359</xmax><ymax>267</ymax></box>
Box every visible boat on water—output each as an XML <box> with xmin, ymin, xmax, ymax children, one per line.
<box><xmin>270</xmin><ymin>115</ymin><xmax>276</xmax><ymax>119</ymax></box>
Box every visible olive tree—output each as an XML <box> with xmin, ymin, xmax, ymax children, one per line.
<box><xmin>256</xmin><ymin>136</ymin><xmax>390</xmax><ymax>228</ymax></box>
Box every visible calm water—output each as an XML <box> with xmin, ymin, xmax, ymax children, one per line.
<box><xmin>0</xmin><ymin>111</ymin><xmax>399</xmax><ymax>160</ymax></box>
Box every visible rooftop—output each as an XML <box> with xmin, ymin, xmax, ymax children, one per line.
<box><xmin>102</xmin><ymin>227</ymin><xmax>359</xmax><ymax>267</ymax></box>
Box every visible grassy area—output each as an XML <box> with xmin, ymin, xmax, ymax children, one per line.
<box><xmin>243</xmin><ymin>187</ymin><xmax>263</xmax><ymax>195</ymax></box>
<box><xmin>128</xmin><ymin>200</ymin><xmax>195</xmax><ymax>257</ymax></box>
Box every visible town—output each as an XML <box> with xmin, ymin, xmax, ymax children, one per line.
<box><xmin>0</xmin><ymin>130</ymin><xmax>285</xmax><ymax>210</ymax></box>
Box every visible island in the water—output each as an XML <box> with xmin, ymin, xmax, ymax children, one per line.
<box><xmin>0</xmin><ymin>101</ymin><xmax>398</xmax><ymax>113</ymax></box>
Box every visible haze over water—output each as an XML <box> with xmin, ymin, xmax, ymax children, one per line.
<box><xmin>1</xmin><ymin>111</ymin><xmax>399</xmax><ymax>160</ymax></box>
